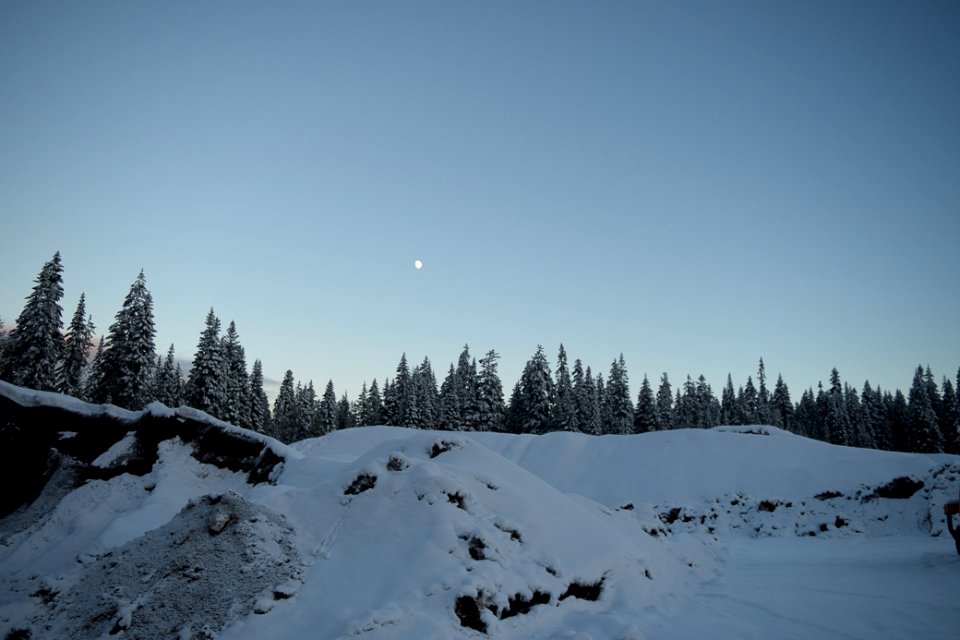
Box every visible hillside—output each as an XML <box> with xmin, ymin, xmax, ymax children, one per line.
<box><xmin>2</xmin><ymin>382</ymin><xmax>959</xmax><ymax>639</ymax></box>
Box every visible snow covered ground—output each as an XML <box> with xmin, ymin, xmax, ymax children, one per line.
<box><xmin>1</xmin><ymin>384</ymin><xmax>959</xmax><ymax>639</ymax></box>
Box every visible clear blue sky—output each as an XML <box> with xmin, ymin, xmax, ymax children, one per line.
<box><xmin>2</xmin><ymin>0</ymin><xmax>958</xmax><ymax>401</ymax></box>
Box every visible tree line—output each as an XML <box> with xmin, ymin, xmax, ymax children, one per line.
<box><xmin>2</xmin><ymin>253</ymin><xmax>958</xmax><ymax>456</ymax></box>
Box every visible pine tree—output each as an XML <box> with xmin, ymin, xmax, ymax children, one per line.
<box><xmin>297</xmin><ymin>381</ymin><xmax>317</xmax><ymax>437</ymax></box>
<box><xmin>455</xmin><ymin>345</ymin><xmax>478</xmax><ymax>430</ymax></box>
<box><xmin>517</xmin><ymin>345</ymin><xmax>554</xmax><ymax>434</ymax></box>
<box><xmin>1</xmin><ymin>252</ymin><xmax>65</xmax><ymax>391</ymax></box>
<box><xmin>696</xmin><ymin>375</ymin><xmax>720</xmax><ymax>427</ymax></box>
<box><xmin>595</xmin><ymin>373</ymin><xmax>610</xmax><ymax>434</ymax></box>
<box><xmin>634</xmin><ymin>374</ymin><xmax>657</xmax><ymax>433</ymax></box>
<box><xmin>823</xmin><ymin>368</ymin><xmax>850</xmax><ymax>445</ymax></box>
<box><xmin>504</xmin><ymin>380</ymin><xmax>524</xmax><ymax>434</ymax></box>
<box><xmin>382</xmin><ymin>378</ymin><xmax>396</xmax><ymax>425</ymax></box>
<box><xmin>721</xmin><ymin>374</ymin><xmax>738</xmax><ymax>425</ymax></box>
<box><xmin>771</xmin><ymin>374</ymin><xmax>793</xmax><ymax>430</ymax></box>
<box><xmin>185</xmin><ymin>309</ymin><xmax>226</xmax><ymax>417</ymax></box>
<box><xmin>248</xmin><ymin>359</ymin><xmax>271</xmax><ymax>435</ymax></box>
<box><xmin>96</xmin><ymin>271</ymin><xmax>156</xmax><ymax>409</ymax></box>
<box><xmin>221</xmin><ymin>321</ymin><xmax>251</xmax><ymax>428</ymax></box>
<box><xmin>740</xmin><ymin>376</ymin><xmax>759</xmax><ymax>425</ymax></box>
<box><xmin>859</xmin><ymin>381</ymin><xmax>884</xmax><ymax>450</ymax></box>
<box><xmin>605</xmin><ymin>354</ymin><xmax>634</xmax><ymax>434</ymax></box>
<box><xmin>392</xmin><ymin>354</ymin><xmax>413</xmax><ymax>427</ymax></box>
<box><xmin>476</xmin><ymin>350</ymin><xmax>505</xmax><ymax>432</ymax></box>
<box><xmin>940</xmin><ymin>378</ymin><xmax>959</xmax><ymax>454</ymax></box>
<box><xmin>317</xmin><ymin>380</ymin><xmax>338</xmax><ymax>435</ymax></box>
<box><xmin>412</xmin><ymin>357</ymin><xmax>439</xmax><ymax>428</ymax></box>
<box><xmin>756</xmin><ymin>358</ymin><xmax>772</xmax><ymax>425</ymax></box>
<box><xmin>887</xmin><ymin>389</ymin><xmax>910</xmax><ymax>452</ymax></box>
<box><xmin>57</xmin><ymin>293</ymin><xmax>95</xmax><ymax>397</ymax></box>
<box><xmin>438</xmin><ymin>364</ymin><xmax>461</xmax><ymax>430</ymax></box>
<box><xmin>793</xmin><ymin>389</ymin><xmax>818</xmax><ymax>438</ymax></box>
<box><xmin>83</xmin><ymin>337</ymin><xmax>107</xmax><ymax>402</ymax></box>
<box><xmin>337</xmin><ymin>392</ymin><xmax>355</xmax><ymax>430</ymax></box>
<box><xmin>365</xmin><ymin>379</ymin><xmax>384</xmax><ymax>425</ymax></box>
<box><xmin>153</xmin><ymin>344</ymin><xmax>183</xmax><ymax>407</ymax></box>
<box><xmin>655</xmin><ymin>373</ymin><xmax>674</xmax><ymax>430</ymax></box>
<box><xmin>676</xmin><ymin>375</ymin><xmax>698</xmax><ymax>428</ymax></box>
<box><xmin>272</xmin><ymin>370</ymin><xmax>299</xmax><ymax>443</ymax></box>
<box><xmin>844</xmin><ymin>383</ymin><xmax>870</xmax><ymax>448</ymax></box>
<box><xmin>551</xmin><ymin>344</ymin><xmax>577</xmax><ymax>431</ymax></box>
<box><xmin>906</xmin><ymin>365</ymin><xmax>942</xmax><ymax>452</ymax></box>
<box><xmin>573</xmin><ymin>360</ymin><xmax>599</xmax><ymax>433</ymax></box>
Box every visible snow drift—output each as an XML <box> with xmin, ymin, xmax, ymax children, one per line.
<box><xmin>2</xmin><ymin>382</ymin><xmax>959</xmax><ymax>639</ymax></box>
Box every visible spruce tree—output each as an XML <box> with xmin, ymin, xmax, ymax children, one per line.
<box><xmin>859</xmin><ymin>381</ymin><xmax>884</xmax><ymax>450</ymax></box>
<box><xmin>297</xmin><ymin>381</ymin><xmax>317</xmax><ymax>436</ymax></box>
<box><xmin>221</xmin><ymin>321</ymin><xmax>252</xmax><ymax>428</ymax></box>
<box><xmin>153</xmin><ymin>344</ymin><xmax>183</xmax><ymax>407</ymax></box>
<box><xmin>412</xmin><ymin>357</ymin><xmax>439</xmax><ymax>428</ymax></box>
<box><xmin>907</xmin><ymin>365</ymin><xmax>942</xmax><ymax>452</ymax></box>
<box><xmin>57</xmin><ymin>293</ymin><xmax>95</xmax><ymax>397</ymax></box>
<box><xmin>676</xmin><ymin>375</ymin><xmax>697</xmax><ymax>428</ymax></box>
<box><xmin>97</xmin><ymin>271</ymin><xmax>156</xmax><ymax>409</ymax></box>
<box><xmin>248</xmin><ymin>359</ymin><xmax>271</xmax><ymax>435</ymax></box>
<box><xmin>455</xmin><ymin>345</ymin><xmax>478</xmax><ymax>430</ymax></box>
<box><xmin>655</xmin><ymin>373</ymin><xmax>674</xmax><ymax>430</ymax></box>
<box><xmin>940</xmin><ymin>378</ymin><xmax>959</xmax><ymax>454</ymax></box>
<box><xmin>185</xmin><ymin>309</ymin><xmax>226</xmax><ymax>417</ymax></box>
<box><xmin>756</xmin><ymin>358</ymin><xmax>772</xmax><ymax>425</ymax></box>
<box><xmin>315</xmin><ymin>380</ymin><xmax>338</xmax><ymax>434</ymax></box>
<box><xmin>366</xmin><ymin>379</ymin><xmax>384</xmax><ymax>425</ymax></box>
<box><xmin>844</xmin><ymin>383</ymin><xmax>869</xmax><ymax>448</ymax></box>
<box><xmin>438</xmin><ymin>364</ymin><xmax>461</xmax><ymax>430</ymax></box>
<box><xmin>696</xmin><ymin>375</ymin><xmax>720</xmax><ymax>427</ymax></box>
<box><xmin>740</xmin><ymin>376</ymin><xmax>759</xmax><ymax>425</ymax></box>
<box><xmin>382</xmin><ymin>378</ymin><xmax>396</xmax><ymax>425</ymax></box>
<box><xmin>793</xmin><ymin>389</ymin><xmax>818</xmax><ymax>438</ymax></box>
<box><xmin>476</xmin><ymin>350</ymin><xmax>505</xmax><ymax>432</ymax></box>
<box><xmin>83</xmin><ymin>337</ymin><xmax>107</xmax><ymax>402</ymax></box>
<box><xmin>1</xmin><ymin>252</ymin><xmax>65</xmax><ymax>391</ymax></box>
<box><xmin>605</xmin><ymin>354</ymin><xmax>634</xmax><ymax>434</ymax></box>
<box><xmin>634</xmin><ymin>374</ymin><xmax>657</xmax><ymax>433</ymax></box>
<box><xmin>595</xmin><ymin>373</ymin><xmax>610</xmax><ymax>434</ymax></box>
<box><xmin>572</xmin><ymin>360</ymin><xmax>600</xmax><ymax>433</ymax></box>
<box><xmin>551</xmin><ymin>344</ymin><xmax>577</xmax><ymax>431</ymax></box>
<box><xmin>888</xmin><ymin>389</ymin><xmax>910</xmax><ymax>452</ymax></box>
<box><xmin>517</xmin><ymin>345</ymin><xmax>554</xmax><ymax>434</ymax></box>
<box><xmin>823</xmin><ymin>368</ymin><xmax>850</xmax><ymax>445</ymax></box>
<box><xmin>504</xmin><ymin>380</ymin><xmax>524</xmax><ymax>434</ymax></box>
<box><xmin>392</xmin><ymin>354</ymin><xmax>413</xmax><ymax>427</ymax></box>
<box><xmin>771</xmin><ymin>374</ymin><xmax>793</xmax><ymax>430</ymax></box>
<box><xmin>337</xmin><ymin>392</ymin><xmax>355</xmax><ymax>430</ymax></box>
<box><xmin>721</xmin><ymin>374</ymin><xmax>738</xmax><ymax>425</ymax></box>
<box><xmin>272</xmin><ymin>370</ymin><xmax>299</xmax><ymax>443</ymax></box>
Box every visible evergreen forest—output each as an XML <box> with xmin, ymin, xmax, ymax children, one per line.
<box><xmin>2</xmin><ymin>253</ymin><xmax>957</xmax><ymax>454</ymax></box>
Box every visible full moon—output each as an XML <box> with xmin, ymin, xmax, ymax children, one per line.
<box><xmin>414</xmin><ymin>259</ymin><xmax>423</xmax><ymax>270</ymax></box>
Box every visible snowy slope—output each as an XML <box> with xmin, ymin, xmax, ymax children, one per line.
<box><xmin>2</xmin><ymin>384</ymin><xmax>960</xmax><ymax>639</ymax></box>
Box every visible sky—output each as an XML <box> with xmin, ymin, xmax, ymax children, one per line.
<box><xmin>1</xmin><ymin>0</ymin><xmax>958</xmax><ymax>402</ymax></box>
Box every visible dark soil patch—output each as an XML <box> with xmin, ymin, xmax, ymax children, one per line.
<box><xmin>758</xmin><ymin>500</ymin><xmax>779</xmax><ymax>513</ymax></box>
<box><xmin>559</xmin><ymin>578</ymin><xmax>604</xmax><ymax>602</ymax></box>
<box><xmin>455</xmin><ymin>595</ymin><xmax>486</xmax><ymax>633</ymax></box>
<box><xmin>862</xmin><ymin>476</ymin><xmax>924</xmax><ymax>502</ymax></box>
<box><xmin>815</xmin><ymin>490</ymin><xmax>844</xmax><ymax>501</ymax></box>
<box><xmin>430</xmin><ymin>440</ymin><xmax>461</xmax><ymax>458</ymax></box>
<box><xmin>344</xmin><ymin>473</ymin><xmax>377</xmax><ymax>496</ymax></box>
<box><xmin>445</xmin><ymin>491</ymin><xmax>467</xmax><ymax>511</ymax></box>
<box><xmin>500</xmin><ymin>590</ymin><xmax>551</xmax><ymax>620</ymax></box>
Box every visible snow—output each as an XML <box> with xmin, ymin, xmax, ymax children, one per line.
<box><xmin>2</xmin><ymin>387</ymin><xmax>960</xmax><ymax>640</ymax></box>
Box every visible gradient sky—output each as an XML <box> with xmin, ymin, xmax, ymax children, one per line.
<box><xmin>2</xmin><ymin>0</ymin><xmax>958</xmax><ymax>401</ymax></box>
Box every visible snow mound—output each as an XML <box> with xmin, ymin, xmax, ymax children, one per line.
<box><xmin>17</xmin><ymin>492</ymin><xmax>300</xmax><ymax>640</ymax></box>
<box><xmin>223</xmin><ymin>432</ymin><xmax>717</xmax><ymax>639</ymax></box>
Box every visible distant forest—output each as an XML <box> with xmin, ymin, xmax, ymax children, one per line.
<box><xmin>2</xmin><ymin>253</ymin><xmax>957</xmax><ymax>455</ymax></box>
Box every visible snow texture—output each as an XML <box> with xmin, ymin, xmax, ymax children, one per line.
<box><xmin>2</xmin><ymin>383</ymin><xmax>960</xmax><ymax>639</ymax></box>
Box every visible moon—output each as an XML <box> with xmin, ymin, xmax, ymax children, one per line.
<box><xmin>414</xmin><ymin>259</ymin><xmax>423</xmax><ymax>270</ymax></box>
